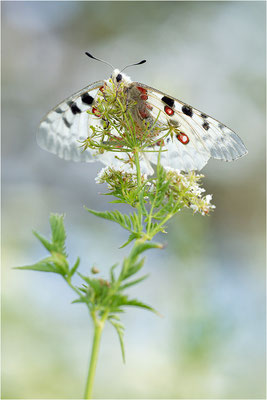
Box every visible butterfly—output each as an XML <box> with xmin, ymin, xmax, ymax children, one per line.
<box><xmin>37</xmin><ymin>53</ymin><xmax>247</xmax><ymax>174</ymax></box>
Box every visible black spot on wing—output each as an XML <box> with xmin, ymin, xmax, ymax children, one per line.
<box><xmin>55</xmin><ymin>107</ymin><xmax>63</xmax><ymax>114</ymax></box>
<box><xmin>63</xmin><ymin>117</ymin><xmax>71</xmax><ymax>128</ymax></box>
<box><xmin>81</xmin><ymin>93</ymin><xmax>94</xmax><ymax>105</ymax></box>
<box><xmin>202</xmin><ymin>122</ymin><xmax>209</xmax><ymax>131</ymax></box>
<box><xmin>161</xmin><ymin>96</ymin><xmax>174</xmax><ymax>108</ymax></box>
<box><xmin>182</xmin><ymin>105</ymin><xmax>193</xmax><ymax>117</ymax></box>
<box><xmin>70</xmin><ymin>102</ymin><xmax>81</xmax><ymax>114</ymax></box>
<box><xmin>201</xmin><ymin>113</ymin><xmax>207</xmax><ymax>118</ymax></box>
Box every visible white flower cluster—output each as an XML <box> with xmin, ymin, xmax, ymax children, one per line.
<box><xmin>164</xmin><ymin>167</ymin><xmax>216</xmax><ymax>216</ymax></box>
<box><xmin>95</xmin><ymin>166</ymin><xmax>111</xmax><ymax>184</ymax></box>
<box><xmin>190</xmin><ymin>193</ymin><xmax>215</xmax><ymax>216</ymax></box>
<box><xmin>95</xmin><ymin>164</ymin><xmax>136</xmax><ymax>183</ymax></box>
<box><xmin>95</xmin><ymin>164</ymin><xmax>215</xmax><ymax>216</ymax></box>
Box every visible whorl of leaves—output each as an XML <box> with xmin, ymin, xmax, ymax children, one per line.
<box><xmin>16</xmin><ymin>214</ymin><xmax>159</xmax><ymax>362</ymax></box>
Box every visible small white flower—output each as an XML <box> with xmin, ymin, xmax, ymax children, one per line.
<box><xmin>95</xmin><ymin>166</ymin><xmax>110</xmax><ymax>183</ymax></box>
<box><xmin>190</xmin><ymin>204</ymin><xmax>199</xmax><ymax>213</ymax></box>
<box><xmin>164</xmin><ymin>166</ymin><xmax>181</xmax><ymax>174</ymax></box>
<box><xmin>205</xmin><ymin>194</ymin><xmax>213</xmax><ymax>204</ymax></box>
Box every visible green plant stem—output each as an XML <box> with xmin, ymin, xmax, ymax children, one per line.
<box><xmin>134</xmin><ymin>150</ymin><xmax>141</xmax><ymax>188</ymax></box>
<box><xmin>65</xmin><ymin>277</ymin><xmax>82</xmax><ymax>297</ymax></box>
<box><xmin>134</xmin><ymin>149</ymin><xmax>143</xmax><ymax>233</ymax></box>
<box><xmin>84</xmin><ymin>313</ymin><xmax>107</xmax><ymax>399</ymax></box>
<box><xmin>146</xmin><ymin>183</ymin><xmax>158</xmax><ymax>237</ymax></box>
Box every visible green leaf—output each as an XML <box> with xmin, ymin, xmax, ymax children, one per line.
<box><xmin>71</xmin><ymin>296</ymin><xmax>92</xmax><ymax>310</ymax></box>
<box><xmin>110</xmin><ymin>263</ymin><xmax>119</xmax><ymax>283</ymax></box>
<box><xmin>78</xmin><ymin>273</ymin><xmax>100</xmax><ymax>292</ymax></box>
<box><xmin>33</xmin><ymin>231</ymin><xmax>53</xmax><ymax>252</ymax></box>
<box><xmin>49</xmin><ymin>214</ymin><xmax>67</xmax><ymax>255</ymax></box>
<box><xmin>109</xmin><ymin>319</ymin><xmax>125</xmax><ymax>363</ymax></box>
<box><xmin>78</xmin><ymin>272</ymin><xmax>103</xmax><ymax>295</ymax></box>
<box><xmin>50</xmin><ymin>252</ymin><xmax>69</xmax><ymax>273</ymax></box>
<box><xmin>110</xmin><ymin>308</ymin><xmax>125</xmax><ymax>314</ymax></box>
<box><xmin>129</xmin><ymin>213</ymin><xmax>140</xmax><ymax>232</ymax></box>
<box><xmin>119</xmin><ymin>239</ymin><xmax>162</xmax><ymax>281</ymax></box>
<box><xmin>85</xmin><ymin>208</ymin><xmax>133</xmax><ymax>232</ymax></box>
<box><xmin>70</xmin><ymin>257</ymin><xmax>80</xmax><ymax>277</ymax></box>
<box><xmin>119</xmin><ymin>232</ymin><xmax>141</xmax><ymax>249</ymax></box>
<box><xmin>72</xmin><ymin>296</ymin><xmax>86</xmax><ymax>304</ymax></box>
<box><xmin>121</xmin><ymin>257</ymin><xmax>145</xmax><ymax>280</ymax></box>
<box><xmin>139</xmin><ymin>189</ymin><xmax>148</xmax><ymax>217</ymax></box>
<box><xmin>108</xmin><ymin>314</ymin><xmax>121</xmax><ymax>321</ymax></box>
<box><xmin>129</xmin><ymin>241</ymin><xmax>163</xmax><ymax>261</ymax></box>
<box><xmin>15</xmin><ymin>261</ymin><xmax>62</xmax><ymax>274</ymax></box>
<box><xmin>118</xmin><ymin>274</ymin><xmax>149</xmax><ymax>291</ymax></box>
<box><xmin>123</xmin><ymin>298</ymin><xmax>158</xmax><ymax>314</ymax></box>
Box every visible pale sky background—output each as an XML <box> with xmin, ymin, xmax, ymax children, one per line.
<box><xmin>2</xmin><ymin>2</ymin><xmax>266</xmax><ymax>399</ymax></box>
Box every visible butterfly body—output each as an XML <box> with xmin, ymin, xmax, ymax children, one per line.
<box><xmin>37</xmin><ymin>68</ymin><xmax>247</xmax><ymax>173</ymax></box>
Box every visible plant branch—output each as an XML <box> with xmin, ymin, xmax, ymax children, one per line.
<box><xmin>84</xmin><ymin>311</ymin><xmax>108</xmax><ymax>399</ymax></box>
<box><xmin>134</xmin><ymin>148</ymin><xmax>143</xmax><ymax>234</ymax></box>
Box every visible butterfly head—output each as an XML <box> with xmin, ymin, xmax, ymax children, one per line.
<box><xmin>110</xmin><ymin>69</ymin><xmax>132</xmax><ymax>86</ymax></box>
<box><xmin>85</xmin><ymin>53</ymin><xmax>145</xmax><ymax>87</ymax></box>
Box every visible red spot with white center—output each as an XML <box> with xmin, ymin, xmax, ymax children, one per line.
<box><xmin>92</xmin><ymin>107</ymin><xmax>101</xmax><ymax>117</ymax></box>
<box><xmin>137</xmin><ymin>87</ymin><xmax>148</xmax><ymax>100</ymax></box>
<box><xmin>177</xmin><ymin>132</ymin><xmax>189</xmax><ymax>144</ymax></box>
<box><xmin>99</xmin><ymin>86</ymin><xmax>105</xmax><ymax>93</ymax></box>
<box><xmin>164</xmin><ymin>106</ymin><xmax>174</xmax><ymax>116</ymax></box>
<box><xmin>141</xmin><ymin>94</ymin><xmax>148</xmax><ymax>100</ymax></box>
<box><xmin>137</xmin><ymin>86</ymin><xmax>147</xmax><ymax>95</ymax></box>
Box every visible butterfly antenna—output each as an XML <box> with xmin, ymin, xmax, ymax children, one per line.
<box><xmin>120</xmin><ymin>59</ymin><xmax>146</xmax><ymax>73</ymax></box>
<box><xmin>85</xmin><ymin>52</ymin><xmax>114</xmax><ymax>70</ymax></box>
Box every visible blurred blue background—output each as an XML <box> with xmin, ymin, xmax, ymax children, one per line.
<box><xmin>2</xmin><ymin>1</ymin><xmax>266</xmax><ymax>399</ymax></box>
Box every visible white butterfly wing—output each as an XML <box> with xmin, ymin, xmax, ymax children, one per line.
<box><xmin>133</xmin><ymin>83</ymin><xmax>247</xmax><ymax>172</ymax></box>
<box><xmin>37</xmin><ymin>81</ymin><xmax>105</xmax><ymax>162</ymax></box>
<box><xmin>37</xmin><ymin>77</ymin><xmax>247</xmax><ymax>174</ymax></box>
<box><xmin>37</xmin><ymin>79</ymin><xmax>154</xmax><ymax>174</ymax></box>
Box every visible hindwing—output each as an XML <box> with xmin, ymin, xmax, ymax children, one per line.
<box><xmin>132</xmin><ymin>82</ymin><xmax>247</xmax><ymax>171</ymax></box>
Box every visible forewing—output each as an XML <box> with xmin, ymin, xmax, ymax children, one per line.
<box><xmin>37</xmin><ymin>81</ymin><xmax>105</xmax><ymax>162</ymax></box>
<box><xmin>133</xmin><ymin>82</ymin><xmax>248</xmax><ymax>172</ymax></box>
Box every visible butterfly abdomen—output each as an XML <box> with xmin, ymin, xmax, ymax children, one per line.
<box><xmin>127</xmin><ymin>84</ymin><xmax>155</xmax><ymax>127</ymax></box>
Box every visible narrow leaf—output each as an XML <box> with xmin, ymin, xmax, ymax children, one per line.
<box><xmin>130</xmin><ymin>241</ymin><xmax>163</xmax><ymax>261</ymax></box>
<box><xmin>108</xmin><ymin>314</ymin><xmax>121</xmax><ymax>321</ymax></box>
<box><xmin>119</xmin><ymin>274</ymin><xmax>149</xmax><ymax>291</ymax></box>
<box><xmin>119</xmin><ymin>232</ymin><xmax>140</xmax><ymax>249</ymax></box>
<box><xmin>110</xmin><ymin>263</ymin><xmax>119</xmax><ymax>283</ymax></box>
<box><xmin>49</xmin><ymin>214</ymin><xmax>67</xmax><ymax>255</ymax></box>
<box><xmin>72</xmin><ymin>296</ymin><xmax>91</xmax><ymax>309</ymax></box>
<box><xmin>123</xmin><ymin>298</ymin><xmax>158</xmax><ymax>314</ymax></box>
<box><xmin>70</xmin><ymin>257</ymin><xmax>80</xmax><ymax>277</ymax></box>
<box><xmin>85</xmin><ymin>208</ymin><xmax>132</xmax><ymax>232</ymax></box>
<box><xmin>33</xmin><ymin>231</ymin><xmax>53</xmax><ymax>252</ymax></box>
<box><xmin>122</xmin><ymin>258</ymin><xmax>145</xmax><ymax>280</ymax></box>
<box><xmin>139</xmin><ymin>190</ymin><xmax>148</xmax><ymax>216</ymax></box>
<box><xmin>78</xmin><ymin>273</ymin><xmax>101</xmax><ymax>294</ymax></box>
<box><xmin>15</xmin><ymin>261</ymin><xmax>61</xmax><ymax>274</ymax></box>
<box><xmin>109</xmin><ymin>320</ymin><xmax>125</xmax><ymax>363</ymax></box>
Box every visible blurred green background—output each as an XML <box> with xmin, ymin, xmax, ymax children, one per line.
<box><xmin>2</xmin><ymin>1</ymin><xmax>266</xmax><ymax>399</ymax></box>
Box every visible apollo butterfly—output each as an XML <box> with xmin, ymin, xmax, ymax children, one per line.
<box><xmin>37</xmin><ymin>53</ymin><xmax>247</xmax><ymax>174</ymax></box>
